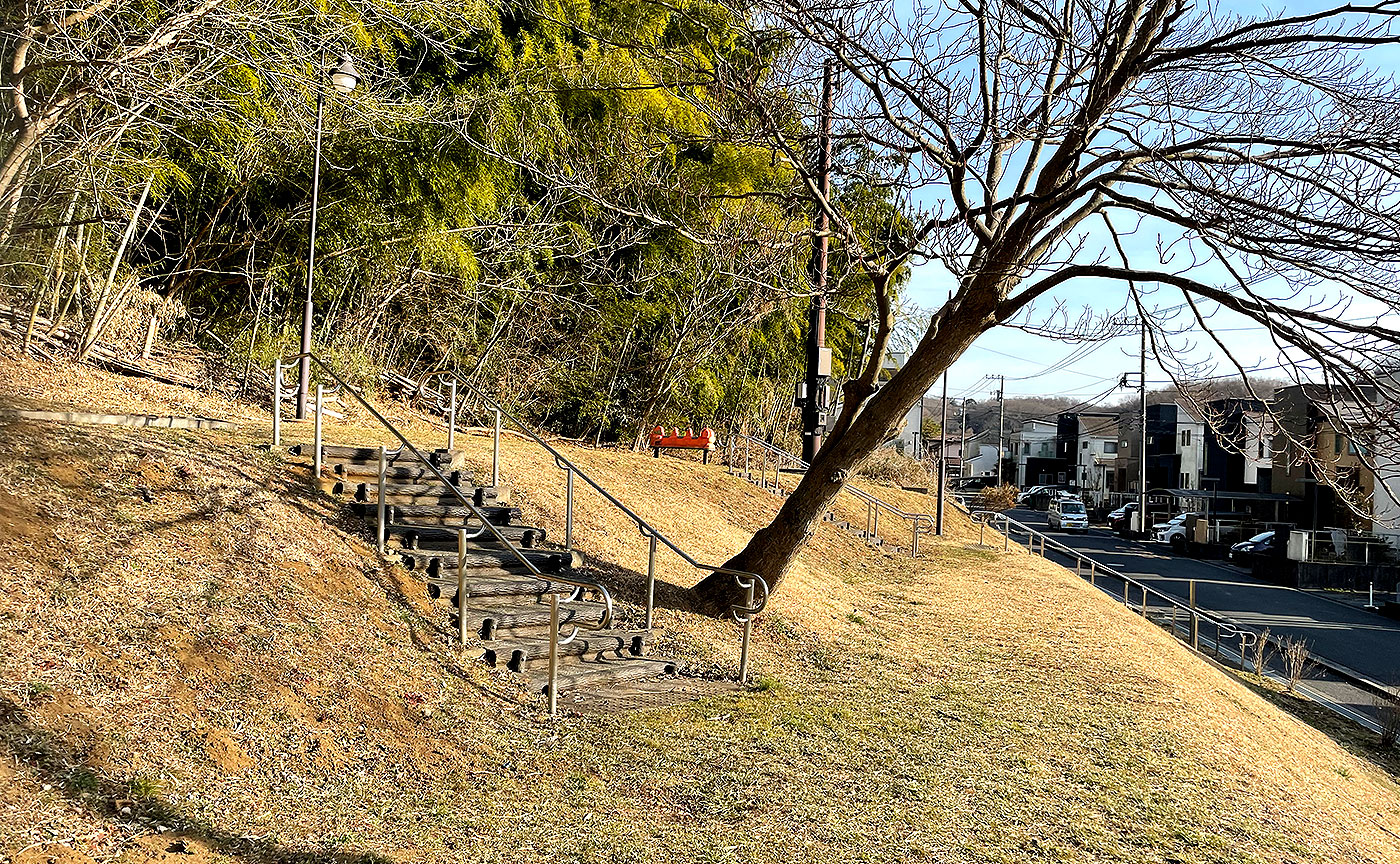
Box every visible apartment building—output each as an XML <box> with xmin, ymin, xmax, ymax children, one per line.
<box><xmin>1010</xmin><ymin>419</ymin><xmax>1059</xmax><ymax>487</ymax></box>
<box><xmin>1202</xmin><ymin>398</ymin><xmax>1275</xmax><ymax>492</ymax></box>
<box><xmin>1057</xmin><ymin>412</ymin><xmax>1120</xmax><ymax>503</ymax></box>
<box><xmin>1113</xmin><ymin>403</ymin><xmax>1205</xmax><ymax>493</ymax></box>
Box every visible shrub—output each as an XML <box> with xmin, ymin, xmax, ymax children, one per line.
<box><xmin>979</xmin><ymin>484</ymin><xmax>1020</xmax><ymax>512</ymax></box>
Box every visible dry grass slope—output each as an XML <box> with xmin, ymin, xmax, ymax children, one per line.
<box><xmin>1</xmin><ymin>348</ymin><xmax>1399</xmax><ymax>864</ymax></box>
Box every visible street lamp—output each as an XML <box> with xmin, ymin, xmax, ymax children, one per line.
<box><xmin>296</xmin><ymin>52</ymin><xmax>361</xmax><ymax>419</ymax></box>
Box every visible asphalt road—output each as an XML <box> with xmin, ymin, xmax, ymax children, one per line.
<box><xmin>1007</xmin><ymin>507</ymin><xmax>1400</xmax><ymax>726</ymax></box>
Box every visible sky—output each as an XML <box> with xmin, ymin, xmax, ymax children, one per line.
<box><xmin>900</xmin><ymin>0</ymin><xmax>1400</xmax><ymax>408</ymax></box>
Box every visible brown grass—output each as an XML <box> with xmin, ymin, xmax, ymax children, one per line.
<box><xmin>2</xmin><ymin>346</ymin><xmax>1400</xmax><ymax>864</ymax></box>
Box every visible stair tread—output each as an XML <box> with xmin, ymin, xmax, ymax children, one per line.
<box><xmin>459</xmin><ymin>601</ymin><xmax>609</xmax><ymax>631</ymax></box>
<box><xmin>399</xmin><ymin>547</ymin><xmax>575</xmax><ymax>567</ymax></box>
<box><xmin>292</xmin><ymin>443</ymin><xmax>452</xmax><ymax>465</ymax></box>
<box><xmin>539</xmin><ymin>655</ymin><xmax>679</xmax><ymax>694</ymax></box>
<box><xmin>428</xmin><ymin>575</ymin><xmax>573</xmax><ymax>599</ymax></box>
<box><xmin>389</xmin><ymin>523</ymin><xmax>544</xmax><ymax>550</ymax></box>
<box><xmin>482</xmin><ymin>629</ymin><xmax>650</xmax><ymax>669</ymax></box>
<box><xmin>352</xmin><ymin>503</ymin><xmax>521</xmax><ymax>524</ymax></box>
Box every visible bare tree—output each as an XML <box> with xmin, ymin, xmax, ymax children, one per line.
<box><xmin>1279</xmin><ymin>636</ymin><xmax>1312</xmax><ymax>694</ymax></box>
<box><xmin>686</xmin><ymin>0</ymin><xmax>1400</xmax><ymax>611</ymax></box>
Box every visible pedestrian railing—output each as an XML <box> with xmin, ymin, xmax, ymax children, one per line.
<box><xmin>396</xmin><ymin>370</ymin><xmax>769</xmax><ymax>684</ymax></box>
<box><xmin>971</xmin><ymin>509</ymin><xmax>1400</xmax><ymax>728</ymax></box>
<box><xmin>725</xmin><ymin>432</ymin><xmax>938</xmax><ymax>556</ymax></box>
<box><xmin>272</xmin><ymin>353</ymin><xmax>614</xmax><ymax>715</ymax></box>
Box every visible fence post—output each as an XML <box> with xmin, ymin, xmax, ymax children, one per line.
<box><xmin>1190</xmin><ymin>580</ymin><xmax>1199</xmax><ymax>651</ymax></box>
<box><xmin>548</xmin><ymin>593</ymin><xmax>560</xmax><ymax>716</ymax></box>
<box><xmin>565</xmin><ymin>469</ymin><xmax>574</xmax><ymax>553</ymax></box>
<box><xmin>447</xmin><ymin>379</ymin><xmax>457</xmax><ymax>451</ymax></box>
<box><xmin>457</xmin><ymin>528</ymin><xmax>468</xmax><ymax>645</ymax></box>
<box><xmin>313</xmin><ymin>384</ymin><xmax>324</xmax><ymax>482</ymax></box>
<box><xmin>645</xmin><ymin>534</ymin><xmax>658</xmax><ymax>630</ymax></box>
<box><xmin>272</xmin><ymin>359</ymin><xmax>282</xmax><ymax>446</ymax></box>
<box><xmin>377</xmin><ymin>445</ymin><xmax>387</xmax><ymax>554</ymax></box>
<box><xmin>492</xmin><ymin>408</ymin><xmax>501</xmax><ymax>487</ymax></box>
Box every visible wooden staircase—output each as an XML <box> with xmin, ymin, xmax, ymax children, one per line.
<box><xmin>290</xmin><ymin>442</ymin><xmax>677</xmax><ymax>701</ymax></box>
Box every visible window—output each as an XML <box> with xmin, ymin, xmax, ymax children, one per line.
<box><xmin>1082</xmin><ymin>441</ymin><xmax>1089</xmax><ymax>449</ymax></box>
<box><xmin>1104</xmin><ymin>441</ymin><xmax>1119</xmax><ymax>454</ymax></box>
<box><xmin>1257</xmin><ymin>440</ymin><xmax>1265</xmax><ymax>459</ymax></box>
<box><xmin>1334</xmin><ymin>434</ymin><xmax>1344</xmax><ymax>456</ymax></box>
<box><xmin>1180</xmin><ymin>472</ymin><xmax>1190</xmax><ymax>488</ymax></box>
<box><xmin>1180</xmin><ymin>429</ymin><xmax>1192</xmax><ymax>446</ymax></box>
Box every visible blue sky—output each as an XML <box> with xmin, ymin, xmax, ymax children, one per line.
<box><xmin>902</xmin><ymin>0</ymin><xmax>1400</xmax><ymax>406</ymax></box>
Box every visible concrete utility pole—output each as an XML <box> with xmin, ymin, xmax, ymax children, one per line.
<box><xmin>936</xmin><ymin>370</ymin><xmax>948</xmax><ymax>535</ymax></box>
<box><xmin>1138</xmin><ymin>317</ymin><xmax>1149</xmax><ymax>535</ymax></box>
<box><xmin>802</xmin><ymin>61</ymin><xmax>835</xmax><ymax>463</ymax></box>
<box><xmin>960</xmin><ymin>398</ymin><xmax>972</xmax><ymax>476</ymax></box>
<box><xmin>992</xmin><ymin>375</ymin><xmax>1006</xmax><ymax>485</ymax></box>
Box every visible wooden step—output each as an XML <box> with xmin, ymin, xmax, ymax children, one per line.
<box><xmin>397</xmin><ymin>547</ymin><xmax>578</xmax><ymax>579</ymax></box>
<box><xmin>483</xmin><ymin>630</ymin><xmax>649</xmax><ymax>672</ymax></box>
<box><xmin>352</xmin><ymin>482</ymin><xmax>508</xmax><ymax>505</ymax></box>
<box><xmin>389</xmin><ymin>523</ymin><xmax>544</xmax><ymax>550</ymax></box>
<box><xmin>427</xmin><ymin>575</ymin><xmax>573</xmax><ymax>604</ymax></box>
<box><xmin>334</xmin><ymin>463</ymin><xmax>465</xmax><ymax>482</ymax></box>
<box><xmin>539</xmin><ymin>656</ymin><xmax>678</xmax><ymax>696</ymax></box>
<box><xmin>290</xmin><ymin>443</ymin><xmax>453</xmax><ymax>466</ymax></box>
<box><xmin>351</xmin><ymin>503</ymin><xmax>522</xmax><ymax>525</ymax></box>
<box><xmin>459</xmin><ymin>601</ymin><xmax>610</xmax><ymax>639</ymax></box>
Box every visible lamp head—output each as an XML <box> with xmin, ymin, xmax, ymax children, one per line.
<box><xmin>330</xmin><ymin>54</ymin><xmax>360</xmax><ymax>94</ymax></box>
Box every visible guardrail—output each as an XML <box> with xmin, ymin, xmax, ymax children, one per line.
<box><xmin>271</xmin><ymin>354</ymin><xmax>613</xmax><ymax>715</ymax></box>
<box><xmin>726</xmin><ymin>432</ymin><xmax>938</xmax><ymax>556</ymax></box>
<box><xmin>395</xmin><ymin>370</ymin><xmax>769</xmax><ymax>684</ymax></box>
<box><xmin>971</xmin><ymin>509</ymin><xmax>1400</xmax><ymax>729</ymax></box>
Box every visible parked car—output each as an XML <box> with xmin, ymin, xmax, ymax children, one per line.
<box><xmin>954</xmin><ymin>475</ymin><xmax>999</xmax><ymax>493</ymax></box>
<box><xmin>1016</xmin><ymin>485</ymin><xmax>1048</xmax><ymax>506</ymax></box>
<box><xmin>1047</xmin><ymin>495</ymin><xmax>1089</xmax><ymax>532</ymax></box>
<box><xmin>1229</xmin><ymin>530</ymin><xmax>1285</xmax><ymax>567</ymax></box>
<box><xmin>1107</xmin><ymin>502</ymin><xmax>1138</xmax><ymax>531</ymax></box>
<box><xmin>1155</xmin><ymin>512</ymin><xmax>1204</xmax><ymax>552</ymax></box>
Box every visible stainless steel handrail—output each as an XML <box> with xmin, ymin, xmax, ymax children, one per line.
<box><xmin>727</xmin><ymin>432</ymin><xmax>937</xmax><ymax>556</ymax></box>
<box><xmin>274</xmin><ymin>353</ymin><xmax>613</xmax><ymax>715</ymax></box>
<box><xmin>408</xmin><ymin>370</ymin><xmax>769</xmax><ymax>684</ymax></box>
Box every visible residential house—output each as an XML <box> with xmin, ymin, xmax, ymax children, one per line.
<box><xmin>1057</xmin><ymin>412</ymin><xmax>1120</xmax><ymax>504</ymax></box>
<box><xmin>1113</xmin><ymin>403</ymin><xmax>1205</xmax><ymax>494</ymax></box>
<box><xmin>1202</xmin><ymin>398</ymin><xmax>1275</xmax><ymax>493</ymax></box>
<box><xmin>1011</xmin><ymin>419</ymin><xmax>1060</xmax><ymax>487</ymax></box>
<box><xmin>1270</xmin><ymin>384</ymin><xmax>1377</xmax><ymax>531</ymax></box>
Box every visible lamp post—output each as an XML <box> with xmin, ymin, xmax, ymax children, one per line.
<box><xmin>296</xmin><ymin>52</ymin><xmax>360</xmax><ymax>419</ymax></box>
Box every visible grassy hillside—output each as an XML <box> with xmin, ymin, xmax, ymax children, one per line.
<box><xmin>3</xmin><ymin>348</ymin><xmax>1400</xmax><ymax>864</ymax></box>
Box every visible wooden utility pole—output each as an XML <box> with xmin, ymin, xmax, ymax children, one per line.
<box><xmin>802</xmin><ymin>61</ymin><xmax>835</xmax><ymax>463</ymax></box>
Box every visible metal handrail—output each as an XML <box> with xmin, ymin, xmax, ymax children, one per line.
<box><xmin>407</xmin><ymin>370</ymin><xmax>769</xmax><ymax>684</ymax></box>
<box><xmin>273</xmin><ymin>353</ymin><xmax>613</xmax><ymax>715</ymax></box>
<box><xmin>968</xmin><ymin>508</ymin><xmax>1400</xmax><ymax>708</ymax></box>
<box><xmin>726</xmin><ymin>432</ymin><xmax>938</xmax><ymax>556</ymax></box>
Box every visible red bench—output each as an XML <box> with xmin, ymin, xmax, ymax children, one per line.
<box><xmin>648</xmin><ymin>426</ymin><xmax>716</xmax><ymax>464</ymax></box>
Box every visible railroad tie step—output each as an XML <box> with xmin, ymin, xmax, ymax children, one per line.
<box><xmin>460</xmin><ymin>601</ymin><xmax>610</xmax><ymax>640</ymax></box>
<box><xmin>482</xmin><ymin>629</ymin><xmax>649</xmax><ymax>672</ymax></box>
<box><xmin>538</xmin><ymin>656</ymin><xmax>679</xmax><ymax>697</ymax></box>
<box><xmin>426</xmin><ymin>575</ymin><xmax>572</xmax><ymax>604</ymax></box>
<box><xmin>353</xmin><ymin>483</ymin><xmax>509</xmax><ymax>505</ymax></box>
<box><xmin>351</xmin><ymin>503</ymin><xmax>522</xmax><ymax>525</ymax></box>
<box><xmin>389</xmin><ymin>523</ymin><xmax>543</xmax><ymax>550</ymax></box>
<box><xmin>334</xmin><ymin>463</ymin><xmax>465</xmax><ymax>483</ymax></box>
<box><xmin>398</xmin><ymin>547</ymin><xmax>578</xmax><ymax>579</ymax></box>
<box><xmin>289</xmin><ymin>443</ymin><xmax>453</xmax><ymax>466</ymax></box>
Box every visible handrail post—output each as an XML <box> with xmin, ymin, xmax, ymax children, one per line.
<box><xmin>377</xmin><ymin>445</ymin><xmax>387</xmax><ymax>554</ymax></box>
<box><xmin>744</xmin><ymin>438</ymin><xmax>750</xmax><ymax>480</ymax></box>
<box><xmin>1003</xmin><ymin>522</ymin><xmax>1010</xmax><ymax>551</ymax></box>
<box><xmin>645</xmin><ymin>534</ymin><xmax>658</xmax><ymax>630</ymax></box>
<box><xmin>910</xmin><ymin>520</ymin><xmax>918</xmax><ymax>558</ymax></box>
<box><xmin>1089</xmin><ymin>560</ymin><xmax>1096</xmax><ymax>586</ymax></box>
<box><xmin>565</xmin><ymin>468</ymin><xmax>574</xmax><ymax>553</ymax></box>
<box><xmin>1141</xmin><ymin>585</ymin><xmax>1148</xmax><ymax>617</ymax></box>
<box><xmin>739</xmin><ymin>580</ymin><xmax>754</xmax><ymax>685</ymax></box>
<box><xmin>492</xmin><ymin>408</ymin><xmax>501</xmax><ymax>487</ymax></box>
<box><xmin>457</xmin><ymin>528</ymin><xmax>468</xmax><ymax>645</ymax></box>
<box><xmin>980</xmin><ymin>520</ymin><xmax>986</xmax><ymax>546</ymax></box>
<box><xmin>548</xmin><ymin>593</ymin><xmax>561</xmax><ymax>716</ymax></box>
<box><xmin>447</xmin><ymin>379</ymin><xmax>457</xmax><ymax>451</ymax></box>
<box><xmin>313</xmin><ymin>384</ymin><xmax>324</xmax><ymax>482</ymax></box>
<box><xmin>872</xmin><ymin>506</ymin><xmax>879</xmax><ymax>545</ymax></box>
<box><xmin>1190</xmin><ymin>580</ymin><xmax>1199</xmax><ymax>651</ymax></box>
<box><xmin>272</xmin><ymin>358</ymin><xmax>282</xmax><ymax>446</ymax></box>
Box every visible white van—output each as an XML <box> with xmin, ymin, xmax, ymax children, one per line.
<box><xmin>1047</xmin><ymin>496</ymin><xmax>1089</xmax><ymax>532</ymax></box>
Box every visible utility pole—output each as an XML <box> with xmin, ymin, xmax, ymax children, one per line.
<box><xmin>960</xmin><ymin>398</ymin><xmax>972</xmax><ymax>477</ymax></box>
<box><xmin>802</xmin><ymin>60</ymin><xmax>835</xmax><ymax>463</ymax></box>
<box><xmin>918</xmin><ymin>392</ymin><xmax>925</xmax><ymax>460</ymax></box>
<box><xmin>992</xmin><ymin>375</ymin><xmax>1006</xmax><ymax>485</ymax></box>
<box><xmin>1138</xmin><ymin>317</ymin><xmax>1149</xmax><ymax>535</ymax></box>
<box><xmin>936</xmin><ymin>369</ymin><xmax>948</xmax><ymax>535</ymax></box>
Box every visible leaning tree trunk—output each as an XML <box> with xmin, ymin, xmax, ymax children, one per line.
<box><xmin>689</xmin><ymin>288</ymin><xmax>1002</xmax><ymax>616</ymax></box>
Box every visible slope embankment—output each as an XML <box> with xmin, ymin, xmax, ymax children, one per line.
<box><xmin>2</xmin><ymin>347</ymin><xmax>1399</xmax><ymax>864</ymax></box>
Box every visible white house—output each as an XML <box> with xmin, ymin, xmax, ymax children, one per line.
<box><xmin>1011</xmin><ymin>419</ymin><xmax>1058</xmax><ymax>487</ymax></box>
